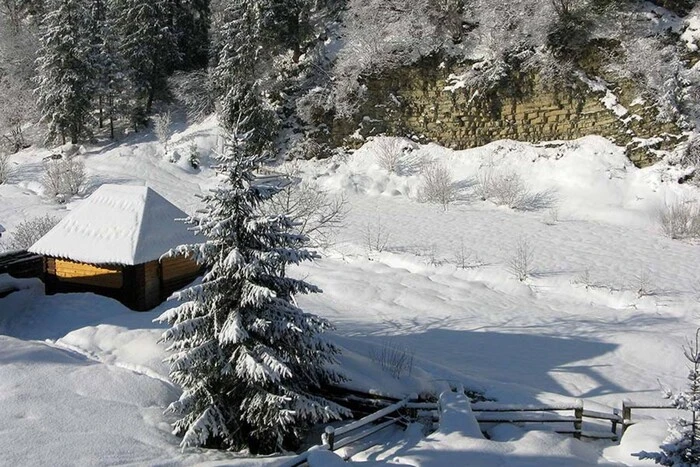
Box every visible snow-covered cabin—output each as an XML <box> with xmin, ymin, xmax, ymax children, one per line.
<box><xmin>29</xmin><ymin>184</ymin><xmax>202</xmax><ymax>311</ymax></box>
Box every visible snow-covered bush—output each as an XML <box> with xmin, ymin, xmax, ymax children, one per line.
<box><xmin>680</xmin><ymin>136</ymin><xmax>700</xmax><ymax>169</ymax></box>
<box><xmin>374</xmin><ymin>138</ymin><xmax>419</xmax><ymax>175</ymax></box>
<box><xmin>41</xmin><ymin>159</ymin><xmax>63</xmax><ymax>198</ymax></box>
<box><xmin>287</xmin><ymin>138</ymin><xmax>326</xmax><ymax>160</ymax></box>
<box><xmin>153</xmin><ymin>111</ymin><xmax>173</xmax><ymax>156</ymax></box>
<box><xmin>658</xmin><ymin>200</ymin><xmax>700</xmax><ymax>239</ymax></box>
<box><xmin>61</xmin><ymin>156</ymin><xmax>85</xmax><ymax>196</ymax></box>
<box><xmin>375</xmin><ymin>138</ymin><xmax>404</xmax><ymax>174</ymax></box>
<box><xmin>508</xmin><ymin>238</ymin><xmax>535</xmax><ymax>281</ymax></box>
<box><xmin>635</xmin><ymin>328</ymin><xmax>700</xmax><ymax>465</ymax></box>
<box><xmin>6</xmin><ymin>214</ymin><xmax>58</xmax><ymax>250</ymax></box>
<box><xmin>418</xmin><ymin>161</ymin><xmax>458</xmax><ymax>210</ymax></box>
<box><xmin>477</xmin><ymin>171</ymin><xmax>557</xmax><ymax>211</ymax></box>
<box><xmin>187</xmin><ymin>143</ymin><xmax>200</xmax><ymax>169</ymax></box>
<box><xmin>295</xmin><ymin>86</ymin><xmax>335</xmax><ymax>125</ymax></box>
<box><xmin>41</xmin><ymin>156</ymin><xmax>86</xmax><ymax>201</ymax></box>
<box><xmin>365</xmin><ymin>215</ymin><xmax>391</xmax><ymax>254</ymax></box>
<box><xmin>0</xmin><ymin>153</ymin><xmax>11</xmax><ymax>184</ymax></box>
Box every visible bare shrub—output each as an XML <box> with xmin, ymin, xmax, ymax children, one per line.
<box><xmin>369</xmin><ymin>340</ymin><xmax>415</xmax><ymax>379</ymax></box>
<box><xmin>41</xmin><ymin>160</ymin><xmax>64</xmax><ymax>198</ymax></box>
<box><xmin>153</xmin><ymin>111</ymin><xmax>173</xmax><ymax>155</ymax></box>
<box><xmin>374</xmin><ymin>137</ymin><xmax>421</xmax><ymax>175</ymax></box>
<box><xmin>418</xmin><ymin>161</ymin><xmax>458</xmax><ymax>210</ymax></box>
<box><xmin>375</xmin><ymin>138</ymin><xmax>404</xmax><ymax>173</ymax></box>
<box><xmin>658</xmin><ymin>200</ymin><xmax>700</xmax><ymax>239</ymax></box>
<box><xmin>365</xmin><ymin>214</ymin><xmax>391</xmax><ymax>254</ymax></box>
<box><xmin>508</xmin><ymin>238</ymin><xmax>535</xmax><ymax>281</ymax></box>
<box><xmin>262</xmin><ymin>172</ymin><xmax>348</xmax><ymax>248</ymax></box>
<box><xmin>0</xmin><ymin>153</ymin><xmax>12</xmax><ymax>184</ymax></box>
<box><xmin>6</xmin><ymin>214</ymin><xmax>59</xmax><ymax>250</ymax></box>
<box><xmin>61</xmin><ymin>157</ymin><xmax>85</xmax><ymax>196</ymax></box>
<box><xmin>477</xmin><ymin>170</ymin><xmax>557</xmax><ymax>211</ymax></box>
<box><xmin>633</xmin><ymin>268</ymin><xmax>654</xmax><ymax>298</ymax></box>
<box><xmin>543</xmin><ymin>206</ymin><xmax>560</xmax><ymax>225</ymax></box>
<box><xmin>572</xmin><ymin>268</ymin><xmax>593</xmax><ymax>290</ymax></box>
<box><xmin>41</xmin><ymin>157</ymin><xmax>86</xmax><ymax>201</ymax></box>
<box><xmin>455</xmin><ymin>238</ymin><xmax>484</xmax><ymax>269</ymax></box>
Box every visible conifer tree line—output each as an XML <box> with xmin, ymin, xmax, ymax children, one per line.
<box><xmin>0</xmin><ymin>0</ymin><xmax>316</xmax><ymax>145</ymax></box>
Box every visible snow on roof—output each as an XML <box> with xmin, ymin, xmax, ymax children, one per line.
<box><xmin>29</xmin><ymin>184</ymin><xmax>199</xmax><ymax>266</ymax></box>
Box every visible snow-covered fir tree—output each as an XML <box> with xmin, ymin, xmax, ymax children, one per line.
<box><xmin>260</xmin><ymin>0</ymin><xmax>312</xmax><ymax>61</ymax></box>
<box><xmin>210</xmin><ymin>0</ymin><xmax>263</xmax><ymax>94</ymax></box>
<box><xmin>156</xmin><ymin>99</ymin><xmax>349</xmax><ymax>453</ymax></box>
<box><xmin>111</xmin><ymin>0</ymin><xmax>179</xmax><ymax>115</ymax></box>
<box><xmin>210</xmin><ymin>1</ymin><xmax>278</xmax><ymax>153</ymax></box>
<box><xmin>36</xmin><ymin>0</ymin><xmax>96</xmax><ymax>144</ymax></box>
<box><xmin>636</xmin><ymin>328</ymin><xmax>700</xmax><ymax>466</ymax></box>
<box><xmin>173</xmin><ymin>0</ymin><xmax>210</xmax><ymax>70</ymax></box>
<box><xmin>90</xmin><ymin>0</ymin><xmax>130</xmax><ymax>138</ymax></box>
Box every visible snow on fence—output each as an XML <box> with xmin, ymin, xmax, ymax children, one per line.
<box><xmin>281</xmin><ymin>392</ymin><xmax>676</xmax><ymax>466</ymax></box>
<box><xmin>621</xmin><ymin>401</ymin><xmax>676</xmax><ymax>436</ymax></box>
<box><xmin>410</xmin><ymin>399</ymin><xmax>622</xmax><ymax>440</ymax></box>
<box><xmin>281</xmin><ymin>394</ymin><xmax>417</xmax><ymax>467</ymax></box>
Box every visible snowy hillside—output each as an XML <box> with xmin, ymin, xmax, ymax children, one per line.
<box><xmin>2</xmin><ymin>117</ymin><xmax>700</xmax><ymax>465</ymax></box>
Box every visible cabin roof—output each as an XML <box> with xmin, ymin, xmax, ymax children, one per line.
<box><xmin>29</xmin><ymin>184</ymin><xmax>199</xmax><ymax>266</ymax></box>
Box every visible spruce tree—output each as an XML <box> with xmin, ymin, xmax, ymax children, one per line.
<box><xmin>636</xmin><ymin>328</ymin><xmax>700</xmax><ymax>466</ymax></box>
<box><xmin>112</xmin><ymin>0</ymin><xmax>179</xmax><ymax>114</ymax></box>
<box><xmin>157</xmin><ymin>101</ymin><xmax>349</xmax><ymax>453</ymax></box>
<box><xmin>210</xmin><ymin>0</ymin><xmax>278</xmax><ymax>153</ymax></box>
<box><xmin>173</xmin><ymin>0</ymin><xmax>210</xmax><ymax>70</ymax></box>
<box><xmin>36</xmin><ymin>0</ymin><xmax>96</xmax><ymax>144</ymax></box>
<box><xmin>91</xmin><ymin>0</ymin><xmax>130</xmax><ymax>137</ymax></box>
<box><xmin>260</xmin><ymin>0</ymin><xmax>312</xmax><ymax>61</ymax></box>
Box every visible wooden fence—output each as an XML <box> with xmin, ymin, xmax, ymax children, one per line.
<box><xmin>281</xmin><ymin>390</ymin><xmax>682</xmax><ymax>466</ymax></box>
<box><xmin>281</xmin><ymin>394</ymin><xmax>417</xmax><ymax>467</ymax></box>
<box><xmin>0</xmin><ymin>250</ymin><xmax>44</xmax><ymax>279</ymax></box>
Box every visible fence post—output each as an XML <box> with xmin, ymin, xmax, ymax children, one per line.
<box><xmin>612</xmin><ymin>408</ymin><xmax>619</xmax><ymax>436</ymax></box>
<box><xmin>621</xmin><ymin>401</ymin><xmax>632</xmax><ymax>437</ymax></box>
<box><xmin>573</xmin><ymin>399</ymin><xmax>583</xmax><ymax>440</ymax></box>
<box><xmin>322</xmin><ymin>426</ymin><xmax>336</xmax><ymax>451</ymax></box>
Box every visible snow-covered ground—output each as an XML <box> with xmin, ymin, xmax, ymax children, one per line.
<box><xmin>1</xmin><ymin>118</ymin><xmax>698</xmax><ymax>465</ymax></box>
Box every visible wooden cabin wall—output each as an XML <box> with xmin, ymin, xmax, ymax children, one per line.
<box><xmin>43</xmin><ymin>255</ymin><xmax>202</xmax><ymax>312</ymax></box>
<box><xmin>45</xmin><ymin>257</ymin><xmax>126</xmax><ymax>304</ymax></box>
<box><xmin>48</xmin><ymin>258</ymin><xmax>123</xmax><ymax>288</ymax></box>
<box><xmin>161</xmin><ymin>255</ymin><xmax>202</xmax><ymax>297</ymax></box>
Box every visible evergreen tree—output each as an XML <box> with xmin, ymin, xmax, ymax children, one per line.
<box><xmin>636</xmin><ymin>328</ymin><xmax>700</xmax><ymax>466</ymax></box>
<box><xmin>90</xmin><ymin>0</ymin><xmax>130</xmax><ymax>137</ymax></box>
<box><xmin>260</xmin><ymin>0</ymin><xmax>312</xmax><ymax>61</ymax></box>
<box><xmin>210</xmin><ymin>0</ymin><xmax>262</xmax><ymax>93</ymax></box>
<box><xmin>157</xmin><ymin>105</ymin><xmax>349</xmax><ymax>453</ymax></box>
<box><xmin>112</xmin><ymin>0</ymin><xmax>179</xmax><ymax>114</ymax></box>
<box><xmin>36</xmin><ymin>0</ymin><xmax>96</xmax><ymax>144</ymax></box>
<box><xmin>210</xmin><ymin>0</ymin><xmax>278</xmax><ymax>152</ymax></box>
<box><xmin>173</xmin><ymin>0</ymin><xmax>210</xmax><ymax>70</ymax></box>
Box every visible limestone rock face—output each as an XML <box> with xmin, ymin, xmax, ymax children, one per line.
<box><xmin>316</xmin><ymin>56</ymin><xmax>683</xmax><ymax>167</ymax></box>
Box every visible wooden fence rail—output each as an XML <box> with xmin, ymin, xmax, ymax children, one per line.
<box><xmin>281</xmin><ymin>392</ymin><xmax>678</xmax><ymax>466</ymax></box>
<box><xmin>281</xmin><ymin>394</ymin><xmax>417</xmax><ymax>467</ymax></box>
<box><xmin>621</xmin><ymin>401</ymin><xmax>676</xmax><ymax>436</ymax></box>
